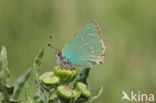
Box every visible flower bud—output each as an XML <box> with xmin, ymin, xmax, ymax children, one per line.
<box><xmin>39</xmin><ymin>72</ymin><xmax>60</xmax><ymax>87</ymax></box>
<box><xmin>49</xmin><ymin>92</ymin><xmax>57</xmax><ymax>101</ymax></box>
<box><xmin>54</xmin><ymin>65</ymin><xmax>78</xmax><ymax>82</ymax></box>
<box><xmin>76</xmin><ymin>82</ymin><xmax>91</xmax><ymax>98</ymax></box>
<box><xmin>57</xmin><ymin>85</ymin><xmax>74</xmax><ymax>100</ymax></box>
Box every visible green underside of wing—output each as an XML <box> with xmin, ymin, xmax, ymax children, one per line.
<box><xmin>62</xmin><ymin>21</ymin><xmax>103</xmax><ymax>67</ymax></box>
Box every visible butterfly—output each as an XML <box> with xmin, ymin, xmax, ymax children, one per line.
<box><xmin>51</xmin><ymin>19</ymin><xmax>105</xmax><ymax>68</ymax></box>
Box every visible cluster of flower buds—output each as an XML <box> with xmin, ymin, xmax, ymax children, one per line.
<box><xmin>56</xmin><ymin>82</ymin><xmax>91</xmax><ymax>100</ymax></box>
<box><xmin>54</xmin><ymin>65</ymin><xmax>78</xmax><ymax>83</ymax></box>
<box><xmin>39</xmin><ymin>65</ymin><xmax>91</xmax><ymax>102</ymax></box>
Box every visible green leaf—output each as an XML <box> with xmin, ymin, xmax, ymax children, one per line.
<box><xmin>24</xmin><ymin>82</ymin><xmax>34</xmax><ymax>103</ymax></box>
<box><xmin>0</xmin><ymin>72</ymin><xmax>10</xmax><ymax>103</ymax></box>
<box><xmin>0</xmin><ymin>46</ymin><xmax>10</xmax><ymax>103</ymax></box>
<box><xmin>74</xmin><ymin>68</ymin><xmax>90</xmax><ymax>88</ymax></box>
<box><xmin>33</xmin><ymin>48</ymin><xmax>44</xmax><ymax>88</ymax></box>
<box><xmin>33</xmin><ymin>48</ymin><xmax>49</xmax><ymax>103</ymax></box>
<box><xmin>0</xmin><ymin>46</ymin><xmax>9</xmax><ymax>83</ymax></box>
<box><xmin>11</xmin><ymin>68</ymin><xmax>32</xmax><ymax>102</ymax></box>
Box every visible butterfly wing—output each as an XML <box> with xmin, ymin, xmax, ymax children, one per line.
<box><xmin>62</xmin><ymin>19</ymin><xmax>105</xmax><ymax>67</ymax></box>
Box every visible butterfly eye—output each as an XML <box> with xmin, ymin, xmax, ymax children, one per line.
<box><xmin>57</xmin><ymin>52</ymin><xmax>61</xmax><ymax>57</ymax></box>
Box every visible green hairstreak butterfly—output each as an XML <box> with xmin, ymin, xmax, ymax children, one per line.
<box><xmin>55</xmin><ymin>19</ymin><xmax>105</xmax><ymax>68</ymax></box>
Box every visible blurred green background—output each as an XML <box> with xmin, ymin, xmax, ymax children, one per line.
<box><xmin>0</xmin><ymin>0</ymin><xmax>156</xmax><ymax>102</ymax></box>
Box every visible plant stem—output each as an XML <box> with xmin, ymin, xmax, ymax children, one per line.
<box><xmin>74</xmin><ymin>68</ymin><xmax>90</xmax><ymax>88</ymax></box>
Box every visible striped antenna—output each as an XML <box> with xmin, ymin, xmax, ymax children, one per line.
<box><xmin>48</xmin><ymin>35</ymin><xmax>59</xmax><ymax>51</ymax></box>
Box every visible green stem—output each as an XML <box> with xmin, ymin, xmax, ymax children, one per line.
<box><xmin>72</xmin><ymin>91</ymin><xmax>81</xmax><ymax>103</ymax></box>
<box><xmin>24</xmin><ymin>82</ymin><xmax>34</xmax><ymax>103</ymax></box>
<box><xmin>74</xmin><ymin>68</ymin><xmax>90</xmax><ymax>88</ymax></box>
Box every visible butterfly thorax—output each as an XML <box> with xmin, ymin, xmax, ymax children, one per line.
<box><xmin>56</xmin><ymin>51</ymin><xmax>74</xmax><ymax>69</ymax></box>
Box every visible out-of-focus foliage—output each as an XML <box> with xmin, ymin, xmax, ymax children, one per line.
<box><xmin>0</xmin><ymin>46</ymin><xmax>31</xmax><ymax>103</ymax></box>
<box><xmin>0</xmin><ymin>0</ymin><xmax>156</xmax><ymax>102</ymax></box>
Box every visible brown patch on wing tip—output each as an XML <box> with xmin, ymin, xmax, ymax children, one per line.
<box><xmin>98</xmin><ymin>35</ymin><xmax>101</xmax><ymax>39</ymax></box>
<box><xmin>101</xmin><ymin>53</ymin><xmax>105</xmax><ymax>56</ymax></box>
<box><xmin>99</xmin><ymin>60</ymin><xmax>103</xmax><ymax>64</ymax></box>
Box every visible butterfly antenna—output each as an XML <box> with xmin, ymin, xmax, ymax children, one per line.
<box><xmin>48</xmin><ymin>35</ymin><xmax>60</xmax><ymax>51</ymax></box>
<box><xmin>49</xmin><ymin>35</ymin><xmax>56</xmax><ymax>44</ymax></box>
<box><xmin>48</xmin><ymin>43</ymin><xmax>59</xmax><ymax>51</ymax></box>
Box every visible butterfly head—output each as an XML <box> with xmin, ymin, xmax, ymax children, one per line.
<box><xmin>56</xmin><ymin>51</ymin><xmax>73</xmax><ymax>69</ymax></box>
<box><xmin>56</xmin><ymin>51</ymin><xmax>61</xmax><ymax>58</ymax></box>
<box><xmin>48</xmin><ymin>35</ymin><xmax>74</xmax><ymax>69</ymax></box>
<box><xmin>56</xmin><ymin>51</ymin><xmax>63</xmax><ymax>64</ymax></box>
